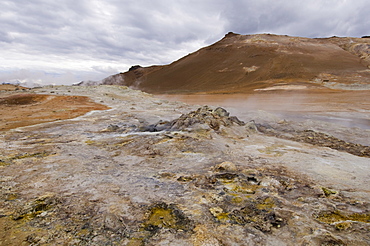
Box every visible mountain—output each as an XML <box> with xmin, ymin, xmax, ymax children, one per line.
<box><xmin>101</xmin><ymin>32</ymin><xmax>370</xmax><ymax>94</ymax></box>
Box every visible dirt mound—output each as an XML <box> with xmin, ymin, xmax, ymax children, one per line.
<box><xmin>101</xmin><ymin>33</ymin><xmax>370</xmax><ymax>94</ymax></box>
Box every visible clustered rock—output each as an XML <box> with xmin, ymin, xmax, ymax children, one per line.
<box><xmin>141</xmin><ymin>106</ymin><xmax>246</xmax><ymax>132</ymax></box>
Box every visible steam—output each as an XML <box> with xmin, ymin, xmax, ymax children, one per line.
<box><xmin>0</xmin><ymin>69</ymin><xmax>112</xmax><ymax>87</ymax></box>
<box><xmin>156</xmin><ymin>92</ymin><xmax>370</xmax><ymax>132</ymax></box>
<box><xmin>157</xmin><ymin>93</ymin><xmax>308</xmax><ymax>113</ymax></box>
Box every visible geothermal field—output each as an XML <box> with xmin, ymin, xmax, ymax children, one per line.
<box><xmin>1</xmin><ymin>33</ymin><xmax>370</xmax><ymax>245</ymax></box>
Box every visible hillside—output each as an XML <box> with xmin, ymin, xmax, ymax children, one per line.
<box><xmin>101</xmin><ymin>33</ymin><xmax>370</xmax><ymax>94</ymax></box>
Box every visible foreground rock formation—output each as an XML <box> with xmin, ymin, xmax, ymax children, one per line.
<box><xmin>99</xmin><ymin>33</ymin><xmax>370</xmax><ymax>94</ymax></box>
<box><xmin>1</xmin><ymin>85</ymin><xmax>369</xmax><ymax>245</ymax></box>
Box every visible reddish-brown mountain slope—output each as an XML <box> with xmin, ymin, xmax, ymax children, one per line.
<box><xmin>102</xmin><ymin>33</ymin><xmax>370</xmax><ymax>94</ymax></box>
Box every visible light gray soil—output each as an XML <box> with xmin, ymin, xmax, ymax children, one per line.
<box><xmin>0</xmin><ymin>85</ymin><xmax>369</xmax><ymax>245</ymax></box>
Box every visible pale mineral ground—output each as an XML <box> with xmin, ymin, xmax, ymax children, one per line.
<box><xmin>0</xmin><ymin>85</ymin><xmax>369</xmax><ymax>245</ymax></box>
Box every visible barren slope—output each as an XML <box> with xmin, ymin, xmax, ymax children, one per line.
<box><xmin>102</xmin><ymin>33</ymin><xmax>370</xmax><ymax>94</ymax></box>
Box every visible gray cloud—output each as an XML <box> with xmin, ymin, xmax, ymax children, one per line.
<box><xmin>221</xmin><ymin>0</ymin><xmax>370</xmax><ymax>37</ymax></box>
<box><xmin>0</xmin><ymin>0</ymin><xmax>369</xmax><ymax>86</ymax></box>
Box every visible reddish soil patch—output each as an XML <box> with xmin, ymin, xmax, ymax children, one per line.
<box><xmin>0</xmin><ymin>93</ymin><xmax>110</xmax><ymax>131</ymax></box>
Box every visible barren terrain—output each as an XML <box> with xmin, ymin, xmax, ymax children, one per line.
<box><xmin>0</xmin><ymin>85</ymin><xmax>369</xmax><ymax>245</ymax></box>
<box><xmin>100</xmin><ymin>33</ymin><xmax>370</xmax><ymax>94</ymax></box>
<box><xmin>0</xmin><ymin>88</ymin><xmax>110</xmax><ymax>131</ymax></box>
<box><xmin>1</xmin><ymin>33</ymin><xmax>370</xmax><ymax>245</ymax></box>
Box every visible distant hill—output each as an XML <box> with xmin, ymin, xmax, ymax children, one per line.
<box><xmin>0</xmin><ymin>84</ymin><xmax>29</xmax><ymax>91</ymax></box>
<box><xmin>101</xmin><ymin>32</ymin><xmax>370</xmax><ymax>94</ymax></box>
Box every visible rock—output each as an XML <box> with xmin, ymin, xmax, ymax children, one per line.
<box><xmin>128</xmin><ymin>65</ymin><xmax>142</xmax><ymax>71</ymax></box>
<box><xmin>106</xmin><ymin>124</ymin><xmax>120</xmax><ymax>132</ymax></box>
<box><xmin>245</xmin><ymin>120</ymin><xmax>258</xmax><ymax>132</ymax></box>
<box><xmin>11</xmin><ymin>193</ymin><xmax>59</xmax><ymax>220</ymax></box>
<box><xmin>224</xmin><ymin>31</ymin><xmax>238</xmax><ymax>38</ymax></box>
<box><xmin>277</xmin><ymin>119</ymin><xmax>288</xmax><ymax>125</ymax></box>
<box><xmin>213</xmin><ymin>161</ymin><xmax>237</xmax><ymax>172</ymax></box>
<box><xmin>143</xmin><ymin>203</ymin><xmax>194</xmax><ymax>233</ymax></box>
<box><xmin>103</xmin><ymin>213</ymin><xmax>126</xmax><ymax>234</ymax></box>
<box><xmin>229</xmin><ymin>116</ymin><xmax>245</xmax><ymax>126</ymax></box>
<box><xmin>213</xmin><ymin>107</ymin><xmax>229</xmax><ymax>117</ymax></box>
<box><xmin>171</xmin><ymin>106</ymin><xmax>245</xmax><ymax>131</ymax></box>
<box><xmin>321</xmin><ymin>187</ymin><xmax>338</xmax><ymax>197</ymax></box>
<box><xmin>149</xmin><ymin>120</ymin><xmax>173</xmax><ymax>132</ymax></box>
<box><xmin>209</xmin><ymin>207</ymin><xmax>225</xmax><ymax>219</ymax></box>
<box><xmin>192</xmin><ymin>225</ymin><xmax>222</xmax><ymax>246</ymax></box>
<box><xmin>140</xmin><ymin>106</ymin><xmax>246</xmax><ymax>133</ymax></box>
<box><xmin>335</xmin><ymin>221</ymin><xmax>352</xmax><ymax>230</ymax></box>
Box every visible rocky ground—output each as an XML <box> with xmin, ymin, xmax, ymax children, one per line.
<box><xmin>0</xmin><ymin>85</ymin><xmax>369</xmax><ymax>245</ymax></box>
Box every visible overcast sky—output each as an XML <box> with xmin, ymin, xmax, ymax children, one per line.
<box><xmin>1</xmin><ymin>0</ymin><xmax>369</xmax><ymax>86</ymax></box>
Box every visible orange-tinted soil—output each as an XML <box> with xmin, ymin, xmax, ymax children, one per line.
<box><xmin>0</xmin><ymin>93</ymin><xmax>110</xmax><ymax>131</ymax></box>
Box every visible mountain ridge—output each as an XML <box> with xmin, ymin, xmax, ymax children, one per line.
<box><xmin>100</xmin><ymin>33</ymin><xmax>370</xmax><ymax>94</ymax></box>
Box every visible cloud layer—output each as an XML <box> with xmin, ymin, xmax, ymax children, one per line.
<box><xmin>1</xmin><ymin>0</ymin><xmax>369</xmax><ymax>86</ymax></box>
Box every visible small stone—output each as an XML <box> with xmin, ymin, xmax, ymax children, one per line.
<box><xmin>106</xmin><ymin>124</ymin><xmax>120</xmax><ymax>131</ymax></box>
<box><xmin>321</xmin><ymin>187</ymin><xmax>338</xmax><ymax>197</ymax></box>
<box><xmin>177</xmin><ymin>176</ymin><xmax>194</xmax><ymax>182</ymax></box>
<box><xmin>213</xmin><ymin>161</ymin><xmax>237</xmax><ymax>172</ymax></box>
<box><xmin>213</xmin><ymin>107</ymin><xmax>229</xmax><ymax>117</ymax></box>
<box><xmin>277</xmin><ymin>119</ymin><xmax>288</xmax><ymax>124</ymax></box>
<box><xmin>103</xmin><ymin>213</ymin><xmax>126</xmax><ymax>233</ymax></box>
<box><xmin>209</xmin><ymin>207</ymin><xmax>224</xmax><ymax>217</ymax></box>
<box><xmin>335</xmin><ymin>221</ymin><xmax>352</xmax><ymax>231</ymax></box>
<box><xmin>245</xmin><ymin>120</ymin><xmax>258</xmax><ymax>132</ymax></box>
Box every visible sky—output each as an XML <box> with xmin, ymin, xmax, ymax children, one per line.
<box><xmin>1</xmin><ymin>0</ymin><xmax>369</xmax><ymax>87</ymax></box>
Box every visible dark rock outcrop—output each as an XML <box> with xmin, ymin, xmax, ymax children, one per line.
<box><xmin>128</xmin><ymin>65</ymin><xmax>142</xmax><ymax>71</ymax></box>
